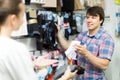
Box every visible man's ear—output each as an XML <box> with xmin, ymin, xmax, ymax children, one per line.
<box><xmin>100</xmin><ymin>19</ymin><xmax>103</xmax><ymax>24</ymax></box>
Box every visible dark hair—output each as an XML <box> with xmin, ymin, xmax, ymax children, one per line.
<box><xmin>0</xmin><ymin>0</ymin><xmax>22</xmax><ymax>25</ymax></box>
<box><xmin>86</xmin><ymin>6</ymin><xmax>105</xmax><ymax>26</ymax></box>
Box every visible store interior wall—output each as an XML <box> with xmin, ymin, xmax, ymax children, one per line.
<box><xmin>15</xmin><ymin>0</ymin><xmax>120</xmax><ymax>80</ymax></box>
<box><xmin>104</xmin><ymin>0</ymin><xmax>120</xmax><ymax>80</ymax></box>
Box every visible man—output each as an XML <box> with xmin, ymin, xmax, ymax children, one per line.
<box><xmin>55</xmin><ymin>6</ymin><xmax>114</xmax><ymax>80</ymax></box>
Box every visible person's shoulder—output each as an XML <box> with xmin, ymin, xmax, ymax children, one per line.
<box><xmin>8</xmin><ymin>38</ymin><xmax>26</xmax><ymax>47</ymax></box>
<box><xmin>101</xmin><ymin>29</ymin><xmax>114</xmax><ymax>41</ymax></box>
<box><xmin>80</xmin><ymin>31</ymin><xmax>88</xmax><ymax>35</ymax></box>
<box><xmin>0</xmin><ymin>37</ymin><xmax>26</xmax><ymax>50</ymax></box>
<box><xmin>12</xmin><ymin>39</ymin><xmax>25</xmax><ymax>47</ymax></box>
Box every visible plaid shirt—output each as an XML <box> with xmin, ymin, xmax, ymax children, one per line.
<box><xmin>74</xmin><ymin>27</ymin><xmax>114</xmax><ymax>80</ymax></box>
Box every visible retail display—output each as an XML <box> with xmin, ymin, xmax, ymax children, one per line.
<box><xmin>24</xmin><ymin>0</ymin><xmax>106</xmax><ymax>80</ymax></box>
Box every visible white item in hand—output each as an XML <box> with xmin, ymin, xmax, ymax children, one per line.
<box><xmin>65</xmin><ymin>41</ymin><xmax>80</xmax><ymax>60</ymax></box>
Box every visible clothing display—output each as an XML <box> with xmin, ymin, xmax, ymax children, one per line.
<box><xmin>0</xmin><ymin>37</ymin><xmax>37</xmax><ymax>80</ymax></box>
<box><xmin>43</xmin><ymin>21</ymin><xmax>58</xmax><ymax>50</ymax></box>
<box><xmin>27</xmin><ymin>23</ymin><xmax>40</xmax><ymax>37</ymax></box>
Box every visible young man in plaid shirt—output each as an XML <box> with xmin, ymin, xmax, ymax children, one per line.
<box><xmin>56</xmin><ymin>6</ymin><xmax>115</xmax><ymax>80</ymax></box>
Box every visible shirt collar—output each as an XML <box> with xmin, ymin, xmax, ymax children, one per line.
<box><xmin>87</xmin><ymin>27</ymin><xmax>104</xmax><ymax>39</ymax></box>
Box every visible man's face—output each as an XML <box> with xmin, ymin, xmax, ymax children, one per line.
<box><xmin>86</xmin><ymin>14</ymin><xmax>102</xmax><ymax>31</ymax></box>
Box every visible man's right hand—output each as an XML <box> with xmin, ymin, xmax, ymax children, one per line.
<box><xmin>55</xmin><ymin>23</ymin><xmax>61</xmax><ymax>33</ymax></box>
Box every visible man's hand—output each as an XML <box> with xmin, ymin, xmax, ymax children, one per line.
<box><xmin>73</xmin><ymin>44</ymin><xmax>88</xmax><ymax>56</ymax></box>
<box><xmin>55</xmin><ymin>23</ymin><xmax>61</xmax><ymax>33</ymax></box>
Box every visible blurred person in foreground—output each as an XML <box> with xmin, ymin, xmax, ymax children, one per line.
<box><xmin>0</xmin><ymin>0</ymin><xmax>77</xmax><ymax>80</ymax></box>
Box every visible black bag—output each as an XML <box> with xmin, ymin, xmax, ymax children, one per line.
<box><xmin>62</xmin><ymin>0</ymin><xmax>74</xmax><ymax>12</ymax></box>
<box><xmin>53</xmin><ymin>65</ymin><xmax>84</xmax><ymax>80</ymax></box>
<box><xmin>43</xmin><ymin>21</ymin><xmax>58</xmax><ymax>50</ymax></box>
